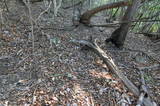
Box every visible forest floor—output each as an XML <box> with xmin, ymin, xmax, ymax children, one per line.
<box><xmin>0</xmin><ymin>2</ymin><xmax>160</xmax><ymax>106</ymax></box>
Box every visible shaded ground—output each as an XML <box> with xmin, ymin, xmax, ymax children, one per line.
<box><xmin>0</xmin><ymin>1</ymin><xmax>160</xmax><ymax>105</ymax></box>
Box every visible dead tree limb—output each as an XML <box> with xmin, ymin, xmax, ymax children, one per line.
<box><xmin>136</xmin><ymin>71</ymin><xmax>157</xmax><ymax>106</ymax></box>
<box><xmin>89</xmin><ymin>19</ymin><xmax>160</xmax><ymax>27</ymax></box>
<box><xmin>136</xmin><ymin>71</ymin><xmax>148</xmax><ymax>106</ymax></box>
<box><xmin>90</xmin><ymin>19</ymin><xmax>160</xmax><ymax>26</ymax></box>
<box><xmin>71</xmin><ymin>39</ymin><xmax>156</xmax><ymax>106</ymax></box>
<box><xmin>88</xmin><ymin>24</ymin><xmax>120</xmax><ymax>27</ymax></box>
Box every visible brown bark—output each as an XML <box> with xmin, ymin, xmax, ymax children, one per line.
<box><xmin>106</xmin><ymin>0</ymin><xmax>141</xmax><ymax>48</ymax></box>
<box><xmin>80</xmin><ymin>1</ymin><xmax>130</xmax><ymax>25</ymax></box>
<box><xmin>72</xmin><ymin>1</ymin><xmax>82</xmax><ymax>26</ymax></box>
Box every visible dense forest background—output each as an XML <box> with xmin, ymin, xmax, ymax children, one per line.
<box><xmin>0</xmin><ymin>0</ymin><xmax>160</xmax><ymax>105</ymax></box>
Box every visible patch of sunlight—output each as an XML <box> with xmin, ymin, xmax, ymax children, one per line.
<box><xmin>88</xmin><ymin>69</ymin><xmax>124</xmax><ymax>92</ymax></box>
<box><xmin>89</xmin><ymin>69</ymin><xmax>112</xmax><ymax>79</ymax></box>
<box><xmin>72</xmin><ymin>83</ymin><xmax>95</xmax><ymax>106</ymax></box>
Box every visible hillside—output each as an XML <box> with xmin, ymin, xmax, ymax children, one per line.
<box><xmin>0</xmin><ymin>1</ymin><xmax>160</xmax><ymax>105</ymax></box>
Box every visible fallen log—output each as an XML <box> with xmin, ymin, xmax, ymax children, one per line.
<box><xmin>88</xmin><ymin>24</ymin><xmax>119</xmax><ymax>27</ymax></box>
<box><xmin>71</xmin><ymin>39</ymin><xmax>157</xmax><ymax>106</ymax></box>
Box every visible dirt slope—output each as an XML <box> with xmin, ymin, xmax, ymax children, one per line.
<box><xmin>0</xmin><ymin>2</ymin><xmax>159</xmax><ymax>105</ymax></box>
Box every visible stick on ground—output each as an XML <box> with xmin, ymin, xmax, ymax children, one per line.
<box><xmin>71</xmin><ymin>39</ymin><xmax>156</xmax><ymax>106</ymax></box>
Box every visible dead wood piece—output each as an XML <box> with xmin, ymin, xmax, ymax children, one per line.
<box><xmin>71</xmin><ymin>39</ymin><xmax>139</xmax><ymax>95</ymax></box>
<box><xmin>140</xmin><ymin>71</ymin><xmax>148</xmax><ymax>93</ymax></box>
<box><xmin>136</xmin><ymin>32</ymin><xmax>160</xmax><ymax>41</ymax></box>
<box><xmin>136</xmin><ymin>93</ymin><xmax>146</xmax><ymax>106</ymax></box>
<box><xmin>39</xmin><ymin>26</ymin><xmax>76</xmax><ymax>31</ymax></box>
<box><xmin>88</xmin><ymin>24</ymin><xmax>119</xmax><ymax>27</ymax></box>
<box><xmin>137</xmin><ymin>64</ymin><xmax>160</xmax><ymax>71</ymax></box>
<box><xmin>71</xmin><ymin>39</ymin><xmax>156</xmax><ymax>106</ymax></box>
<box><xmin>122</xmin><ymin>48</ymin><xmax>160</xmax><ymax>64</ymax></box>
<box><xmin>136</xmin><ymin>71</ymin><xmax>157</xmax><ymax>106</ymax></box>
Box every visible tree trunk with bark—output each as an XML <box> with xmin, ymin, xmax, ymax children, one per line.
<box><xmin>72</xmin><ymin>1</ymin><xmax>82</xmax><ymax>26</ymax></box>
<box><xmin>80</xmin><ymin>1</ymin><xmax>130</xmax><ymax>25</ymax></box>
<box><xmin>105</xmin><ymin>0</ymin><xmax>141</xmax><ymax>48</ymax></box>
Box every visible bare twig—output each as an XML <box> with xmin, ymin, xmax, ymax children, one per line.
<box><xmin>136</xmin><ymin>71</ymin><xmax>156</xmax><ymax>106</ymax></box>
<box><xmin>137</xmin><ymin>64</ymin><xmax>160</xmax><ymax>71</ymax></box>
<box><xmin>88</xmin><ymin>24</ymin><xmax>119</xmax><ymax>27</ymax></box>
<box><xmin>23</xmin><ymin>0</ymin><xmax>35</xmax><ymax>53</ymax></box>
<box><xmin>0</xmin><ymin>9</ymin><xmax>4</xmax><ymax>28</ymax></box>
<box><xmin>36</xmin><ymin>0</ymin><xmax>52</xmax><ymax>22</ymax></box>
<box><xmin>136</xmin><ymin>92</ymin><xmax>146</xmax><ymax>106</ymax></box>
<box><xmin>3</xmin><ymin>0</ymin><xmax>9</xmax><ymax>12</ymax></box>
<box><xmin>53</xmin><ymin>0</ymin><xmax>62</xmax><ymax>17</ymax></box>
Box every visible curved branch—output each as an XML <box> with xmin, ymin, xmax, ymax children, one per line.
<box><xmin>80</xmin><ymin>1</ymin><xmax>130</xmax><ymax>25</ymax></box>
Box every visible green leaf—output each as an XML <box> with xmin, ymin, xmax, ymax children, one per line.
<box><xmin>50</xmin><ymin>37</ymin><xmax>61</xmax><ymax>45</ymax></box>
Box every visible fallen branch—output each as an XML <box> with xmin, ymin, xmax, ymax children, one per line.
<box><xmin>136</xmin><ymin>92</ymin><xmax>146</xmax><ymax>106</ymax></box>
<box><xmin>137</xmin><ymin>64</ymin><xmax>160</xmax><ymax>71</ymax></box>
<box><xmin>136</xmin><ymin>71</ymin><xmax>148</xmax><ymax>106</ymax></box>
<box><xmin>88</xmin><ymin>24</ymin><xmax>119</xmax><ymax>27</ymax></box>
<box><xmin>4</xmin><ymin>0</ymin><xmax>9</xmax><ymax>12</ymax></box>
<box><xmin>89</xmin><ymin>19</ymin><xmax>160</xmax><ymax>28</ymax></box>
<box><xmin>136</xmin><ymin>71</ymin><xmax>157</xmax><ymax>106</ymax></box>
<box><xmin>71</xmin><ymin>39</ymin><xmax>156</xmax><ymax>106</ymax></box>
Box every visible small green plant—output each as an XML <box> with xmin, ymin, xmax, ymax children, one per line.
<box><xmin>50</xmin><ymin>37</ymin><xmax>61</xmax><ymax>46</ymax></box>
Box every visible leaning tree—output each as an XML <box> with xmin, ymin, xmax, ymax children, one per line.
<box><xmin>79</xmin><ymin>0</ymin><xmax>142</xmax><ymax>48</ymax></box>
<box><xmin>105</xmin><ymin>0</ymin><xmax>141</xmax><ymax>48</ymax></box>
